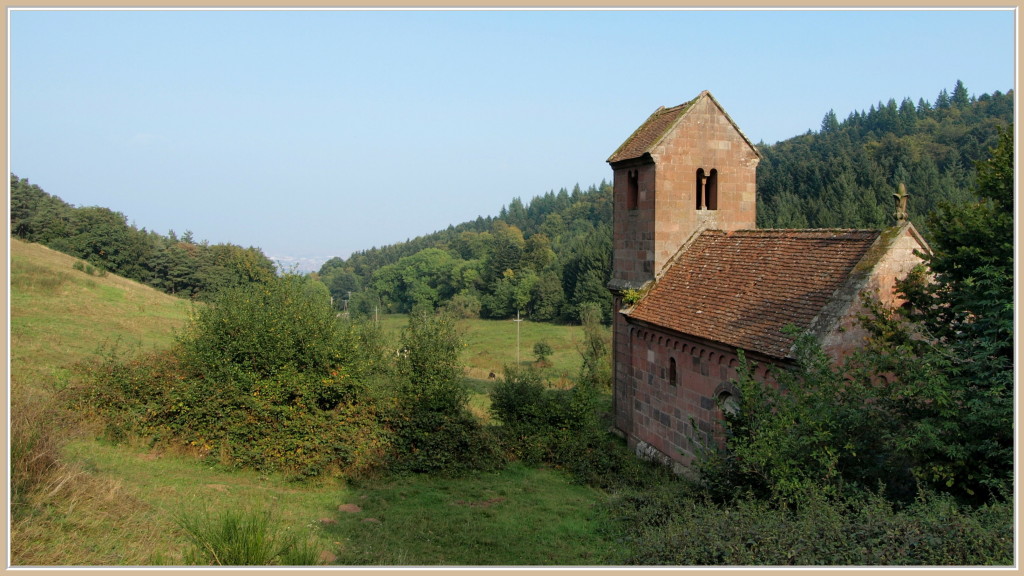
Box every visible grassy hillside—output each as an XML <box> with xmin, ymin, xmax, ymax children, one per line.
<box><xmin>9</xmin><ymin>237</ymin><xmax>192</xmax><ymax>395</ymax></box>
<box><xmin>8</xmin><ymin>238</ymin><xmax>616</xmax><ymax>566</ymax></box>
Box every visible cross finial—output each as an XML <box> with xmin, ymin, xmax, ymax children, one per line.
<box><xmin>893</xmin><ymin>183</ymin><xmax>909</xmax><ymax>224</ymax></box>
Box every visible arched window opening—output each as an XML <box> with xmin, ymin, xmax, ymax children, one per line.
<box><xmin>706</xmin><ymin>169</ymin><xmax>718</xmax><ymax>210</ymax></box>
<box><xmin>627</xmin><ymin>169</ymin><xmax>639</xmax><ymax>210</ymax></box>
<box><xmin>695</xmin><ymin>168</ymin><xmax>706</xmax><ymax>210</ymax></box>
<box><xmin>717</xmin><ymin>391</ymin><xmax>739</xmax><ymax>416</ymax></box>
<box><xmin>668</xmin><ymin>357</ymin><xmax>678</xmax><ymax>387</ymax></box>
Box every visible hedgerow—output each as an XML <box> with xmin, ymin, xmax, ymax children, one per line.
<box><xmin>72</xmin><ymin>274</ymin><xmax>392</xmax><ymax>478</ymax></box>
<box><xmin>605</xmin><ymin>483</ymin><xmax>1014</xmax><ymax>565</ymax></box>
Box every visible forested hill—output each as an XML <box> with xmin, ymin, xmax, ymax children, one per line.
<box><xmin>9</xmin><ymin>175</ymin><xmax>278</xmax><ymax>301</ymax></box>
<box><xmin>318</xmin><ymin>182</ymin><xmax>614</xmax><ymax>324</ymax></box>
<box><xmin>756</xmin><ymin>80</ymin><xmax>1013</xmax><ymax>234</ymax></box>
<box><xmin>318</xmin><ymin>81</ymin><xmax>1012</xmax><ymax>323</ymax></box>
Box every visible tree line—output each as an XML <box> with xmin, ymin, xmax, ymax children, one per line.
<box><xmin>318</xmin><ymin>80</ymin><xmax>1012</xmax><ymax>326</ymax></box>
<box><xmin>9</xmin><ymin>174</ymin><xmax>277</xmax><ymax>300</ymax></box>
<box><xmin>756</xmin><ymin>80</ymin><xmax>1013</xmax><ymax>237</ymax></box>
<box><xmin>316</xmin><ymin>182</ymin><xmax>614</xmax><ymax>324</ymax></box>
<box><xmin>10</xmin><ymin>80</ymin><xmax>1011</xmax><ymax>325</ymax></box>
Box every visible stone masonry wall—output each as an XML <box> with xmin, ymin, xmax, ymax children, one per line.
<box><xmin>648</xmin><ymin>97</ymin><xmax>759</xmax><ymax>275</ymax></box>
<box><xmin>621</xmin><ymin>324</ymin><xmax>776</xmax><ymax>467</ymax></box>
<box><xmin>821</xmin><ymin>225</ymin><xmax>929</xmax><ymax>360</ymax></box>
<box><xmin>611</xmin><ymin>161</ymin><xmax>657</xmax><ymax>288</ymax></box>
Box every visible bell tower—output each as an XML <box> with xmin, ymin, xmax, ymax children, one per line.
<box><xmin>606</xmin><ymin>91</ymin><xmax>760</xmax><ymax>436</ymax></box>
<box><xmin>606</xmin><ymin>91</ymin><xmax>761</xmax><ymax>293</ymax></box>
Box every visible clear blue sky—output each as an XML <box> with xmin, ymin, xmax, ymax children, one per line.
<box><xmin>8</xmin><ymin>8</ymin><xmax>1017</xmax><ymax>272</ymax></box>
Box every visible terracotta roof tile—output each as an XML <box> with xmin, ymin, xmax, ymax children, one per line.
<box><xmin>607</xmin><ymin>99</ymin><xmax>697</xmax><ymax>164</ymax></box>
<box><xmin>627</xmin><ymin>229</ymin><xmax>881</xmax><ymax>359</ymax></box>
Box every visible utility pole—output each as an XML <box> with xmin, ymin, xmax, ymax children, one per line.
<box><xmin>514</xmin><ymin>310</ymin><xmax>523</xmax><ymax>365</ymax></box>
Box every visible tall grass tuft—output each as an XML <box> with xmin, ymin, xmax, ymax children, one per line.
<box><xmin>176</xmin><ymin>508</ymin><xmax>321</xmax><ymax>566</ymax></box>
<box><xmin>10</xmin><ymin>389</ymin><xmax>67</xmax><ymax>511</ymax></box>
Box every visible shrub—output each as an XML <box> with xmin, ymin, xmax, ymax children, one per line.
<box><xmin>490</xmin><ymin>364</ymin><xmax>553</xmax><ymax>428</ymax></box>
<box><xmin>177</xmin><ymin>274</ymin><xmax>352</xmax><ymax>390</ymax></box>
<box><xmin>387</xmin><ymin>310</ymin><xmax>501</xmax><ymax>475</ymax></box>
<box><xmin>532</xmin><ymin>340</ymin><xmax>553</xmax><ymax>364</ymax></box>
<box><xmin>71</xmin><ymin>277</ymin><xmax>394</xmax><ymax>479</ymax></box>
<box><xmin>490</xmin><ymin>365</ymin><xmax>670</xmax><ymax>490</ymax></box>
<box><xmin>606</xmin><ymin>485</ymin><xmax>1014</xmax><ymax>565</ymax></box>
<box><xmin>577</xmin><ymin>304</ymin><xmax>611</xmax><ymax>392</ymax></box>
<box><xmin>71</xmin><ymin>259</ymin><xmax>107</xmax><ymax>276</ymax></box>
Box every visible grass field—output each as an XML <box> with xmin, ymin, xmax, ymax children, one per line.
<box><xmin>8</xmin><ymin>238</ymin><xmax>618</xmax><ymax>566</ymax></box>
<box><xmin>366</xmin><ymin>312</ymin><xmax>607</xmax><ymax>422</ymax></box>
<box><xmin>374</xmin><ymin>312</ymin><xmax>599</xmax><ymax>383</ymax></box>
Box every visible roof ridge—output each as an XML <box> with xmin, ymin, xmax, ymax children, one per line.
<box><xmin>738</xmin><ymin>227</ymin><xmax>880</xmax><ymax>232</ymax></box>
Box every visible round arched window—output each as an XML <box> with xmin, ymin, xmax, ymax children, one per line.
<box><xmin>717</xmin><ymin>391</ymin><xmax>739</xmax><ymax>416</ymax></box>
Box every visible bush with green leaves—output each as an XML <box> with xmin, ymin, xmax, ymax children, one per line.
<box><xmin>703</xmin><ymin>330</ymin><xmax>1006</xmax><ymax>507</ymax></box>
<box><xmin>73</xmin><ymin>275</ymin><xmax>392</xmax><ymax>478</ymax></box>
<box><xmin>177</xmin><ymin>274</ymin><xmax>351</xmax><ymax>388</ymax></box>
<box><xmin>490</xmin><ymin>365</ymin><xmax>669</xmax><ymax>489</ymax></box>
<box><xmin>532</xmin><ymin>340</ymin><xmax>553</xmax><ymax>364</ymax></box>
<box><xmin>386</xmin><ymin>310</ymin><xmax>501</xmax><ymax>474</ymax></box>
<box><xmin>606</xmin><ymin>483</ymin><xmax>1013</xmax><ymax>565</ymax></box>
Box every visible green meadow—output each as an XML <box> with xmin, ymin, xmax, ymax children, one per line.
<box><xmin>8</xmin><ymin>237</ymin><xmax>618</xmax><ymax>566</ymax></box>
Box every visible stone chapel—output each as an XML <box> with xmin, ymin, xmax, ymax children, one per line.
<box><xmin>605</xmin><ymin>90</ymin><xmax>930</xmax><ymax>472</ymax></box>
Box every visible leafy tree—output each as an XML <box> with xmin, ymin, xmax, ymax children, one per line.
<box><xmin>484</xmin><ymin>221</ymin><xmax>526</xmax><ymax>283</ymax></box>
<box><xmin>370</xmin><ymin>248</ymin><xmax>467</xmax><ymax>313</ymax></box>
<box><xmin>706</xmin><ymin>128</ymin><xmax>1015</xmax><ymax>506</ymax></box>
<box><xmin>522</xmin><ymin>232</ymin><xmax>555</xmax><ymax>272</ymax></box>
<box><xmin>873</xmin><ymin>125</ymin><xmax>1014</xmax><ymax>502</ymax></box>
<box><xmin>527</xmin><ymin>270</ymin><xmax>565</xmax><ymax>322</ymax></box>
<box><xmin>481</xmin><ymin>268</ymin><xmax>536</xmax><ymax>319</ymax></box>
<box><xmin>389</xmin><ymin>311</ymin><xmax>498</xmax><ymax>474</ymax></box>
<box><xmin>442</xmin><ymin>290</ymin><xmax>482</xmax><ymax>319</ymax></box>
<box><xmin>451</xmin><ymin>230</ymin><xmax>492</xmax><ymax>261</ymax></box>
<box><xmin>533</xmin><ymin>340</ymin><xmax>553</xmax><ymax>364</ymax></box>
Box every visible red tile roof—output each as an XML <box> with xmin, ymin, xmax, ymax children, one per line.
<box><xmin>607</xmin><ymin>91</ymin><xmax>761</xmax><ymax>165</ymax></box>
<box><xmin>627</xmin><ymin>229</ymin><xmax>882</xmax><ymax>359</ymax></box>
<box><xmin>607</xmin><ymin>99</ymin><xmax>698</xmax><ymax>164</ymax></box>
